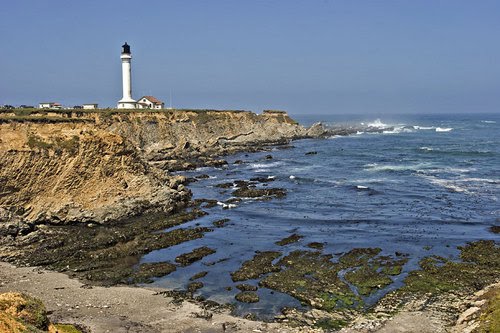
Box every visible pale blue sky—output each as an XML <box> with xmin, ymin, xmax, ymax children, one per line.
<box><xmin>1</xmin><ymin>0</ymin><xmax>499</xmax><ymax>114</ymax></box>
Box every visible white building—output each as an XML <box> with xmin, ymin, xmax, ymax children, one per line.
<box><xmin>82</xmin><ymin>103</ymin><xmax>98</xmax><ymax>110</ymax></box>
<box><xmin>39</xmin><ymin>102</ymin><xmax>62</xmax><ymax>109</ymax></box>
<box><xmin>137</xmin><ymin>96</ymin><xmax>164</xmax><ymax>109</ymax></box>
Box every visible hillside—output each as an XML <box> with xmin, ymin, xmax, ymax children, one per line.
<box><xmin>0</xmin><ymin>109</ymin><xmax>307</xmax><ymax>229</ymax></box>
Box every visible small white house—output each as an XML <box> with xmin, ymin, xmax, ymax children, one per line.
<box><xmin>39</xmin><ymin>102</ymin><xmax>55</xmax><ymax>108</ymax></box>
<box><xmin>39</xmin><ymin>102</ymin><xmax>62</xmax><ymax>109</ymax></box>
<box><xmin>137</xmin><ymin>96</ymin><xmax>164</xmax><ymax>109</ymax></box>
<box><xmin>82</xmin><ymin>103</ymin><xmax>98</xmax><ymax>110</ymax></box>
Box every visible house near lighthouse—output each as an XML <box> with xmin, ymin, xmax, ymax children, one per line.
<box><xmin>137</xmin><ymin>96</ymin><xmax>164</xmax><ymax>109</ymax></box>
<box><xmin>117</xmin><ymin>42</ymin><xmax>164</xmax><ymax>110</ymax></box>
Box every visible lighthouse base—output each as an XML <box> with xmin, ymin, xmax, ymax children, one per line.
<box><xmin>117</xmin><ymin>99</ymin><xmax>137</xmax><ymax>109</ymax></box>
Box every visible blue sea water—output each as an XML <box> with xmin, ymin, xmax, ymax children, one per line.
<box><xmin>141</xmin><ymin>113</ymin><xmax>500</xmax><ymax>318</ymax></box>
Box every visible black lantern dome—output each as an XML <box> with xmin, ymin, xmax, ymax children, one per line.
<box><xmin>121</xmin><ymin>42</ymin><xmax>131</xmax><ymax>54</ymax></box>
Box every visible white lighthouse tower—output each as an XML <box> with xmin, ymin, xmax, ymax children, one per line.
<box><xmin>117</xmin><ymin>42</ymin><xmax>137</xmax><ymax>109</ymax></box>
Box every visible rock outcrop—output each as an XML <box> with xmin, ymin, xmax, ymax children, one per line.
<box><xmin>0</xmin><ymin>109</ymin><xmax>307</xmax><ymax>227</ymax></box>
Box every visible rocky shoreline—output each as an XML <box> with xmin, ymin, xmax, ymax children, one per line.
<box><xmin>1</xmin><ymin>109</ymin><xmax>498</xmax><ymax>332</ymax></box>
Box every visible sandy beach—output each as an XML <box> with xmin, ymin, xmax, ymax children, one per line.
<box><xmin>1</xmin><ymin>261</ymin><xmax>307</xmax><ymax>333</ymax></box>
<box><xmin>4</xmin><ymin>260</ymin><xmax>494</xmax><ymax>333</ymax></box>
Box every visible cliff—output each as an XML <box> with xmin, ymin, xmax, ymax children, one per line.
<box><xmin>0</xmin><ymin>109</ymin><xmax>307</xmax><ymax>229</ymax></box>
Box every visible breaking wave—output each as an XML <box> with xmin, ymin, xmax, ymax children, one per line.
<box><xmin>436</xmin><ymin>127</ymin><xmax>453</xmax><ymax>132</ymax></box>
<box><xmin>366</xmin><ymin>119</ymin><xmax>389</xmax><ymax>128</ymax></box>
<box><xmin>364</xmin><ymin>162</ymin><xmax>434</xmax><ymax>172</ymax></box>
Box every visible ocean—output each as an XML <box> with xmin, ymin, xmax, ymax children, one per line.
<box><xmin>140</xmin><ymin>113</ymin><xmax>499</xmax><ymax>318</ymax></box>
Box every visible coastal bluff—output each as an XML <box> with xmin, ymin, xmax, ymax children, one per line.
<box><xmin>0</xmin><ymin>109</ymin><xmax>309</xmax><ymax>229</ymax></box>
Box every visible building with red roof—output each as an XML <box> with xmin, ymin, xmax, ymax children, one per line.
<box><xmin>137</xmin><ymin>96</ymin><xmax>164</xmax><ymax>109</ymax></box>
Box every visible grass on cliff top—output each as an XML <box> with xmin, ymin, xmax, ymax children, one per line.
<box><xmin>0</xmin><ymin>107</ymin><xmax>290</xmax><ymax>119</ymax></box>
<box><xmin>0</xmin><ymin>116</ymin><xmax>91</xmax><ymax>124</ymax></box>
<box><xmin>0</xmin><ymin>108</ymin><xmax>297</xmax><ymax>126</ymax></box>
<box><xmin>0</xmin><ymin>107</ymin><xmax>253</xmax><ymax>114</ymax></box>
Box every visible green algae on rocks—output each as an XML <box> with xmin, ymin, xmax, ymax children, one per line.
<box><xmin>275</xmin><ymin>233</ymin><xmax>303</xmax><ymax>246</ymax></box>
<box><xmin>236</xmin><ymin>284</ymin><xmax>258</xmax><ymax>292</ymax></box>
<box><xmin>130</xmin><ymin>262</ymin><xmax>176</xmax><ymax>284</ymax></box>
<box><xmin>235</xmin><ymin>291</ymin><xmax>260</xmax><ymax>303</ymax></box>
<box><xmin>187</xmin><ymin>281</ymin><xmax>204</xmax><ymax>293</ymax></box>
<box><xmin>232</xmin><ymin>187</ymin><xmax>286</xmax><ymax>199</ymax></box>
<box><xmin>231</xmin><ymin>251</ymin><xmax>282</xmax><ymax>282</ymax></box>
<box><xmin>401</xmin><ymin>240</ymin><xmax>500</xmax><ymax>295</ymax></box>
<box><xmin>342</xmin><ymin>250</ymin><xmax>409</xmax><ymax>296</ymax></box>
<box><xmin>212</xmin><ymin>218</ymin><xmax>230</xmax><ymax>228</ymax></box>
<box><xmin>344</xmin><ymin>266</ymin><xmax>393</xmax><ymax>296</ymax></box>
<box><xmin>259</xmin><ymin>250</ymin><xmax>359</xmax><ymax>311</ymax></box>
<box><xmin>307</xmin><ymin>242</ymin><xmax>325</xmax><ymax>250</ymax></box>
<box><xmin>260</xmin><ymin>248</ymin><xmax>409</xmax><ymax>311</ymax></box>
<box><xmin>189</xmin><ymin>271</ymin><xmax>208</xmax><ymax>281</ymax></box>
<box><xmin>175</xmin><ymin>247</ymin><xmax>216</xmax><ymax>266</ymax></box>
<box><xmin>1</xmin><ymin>210</ymin><xmax>211</xmax><ymax>286</ymax></box>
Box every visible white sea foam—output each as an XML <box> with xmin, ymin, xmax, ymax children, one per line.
<box><xmin>356</xmin><ymin>185</ymin><xmax>369</xmax><ymax>189</ymax></box>
<box><xmin>419</xmin><ymin>175</ymin><xmax>469</xmax><ymax>193</ymax></box>
<box><xmin>420</xmin><ymin>167</ymin><xmax>475</xmax><ymax>175</ymax></box>
<box><xmin>419</xmin><ymin>146</ymin><xmax>434</xmax><ymax>151</ymax></box>
<box><xmin>444</xmin><ymin>167</ymin><xmax>476</xmax><ymax>174</ymax></box>
<box><xmin>351</xmin><ymin>177</ymin><xmax>390</xmax><ymax>184</ymax></box>
<box><xmin>382</xmin><ymin>127</ymin><xmax>401</xmax><ymax>134</ymax></box>
<box><xmin>217</xmin><ymin>201</ymin><xmax>237</xmax><ymax>209</ymax></box>
<box><xmin>367</xmin><ymin>119</ymin><xmax>389</xmax><ymax>128</ymax></box>
<box><xmin>436</xmin><ymin>127</ymin><xmax>453</xmax><ymax>132</ymax></box>
<box><xmin>413</xmin><ymin>125</ymin><xmax>435</xmax><ymax>130</ymax></box>
<box><xmin>250</xmin><ymin>162</ymin><xmax>282</xmax><ymax>169</ymax></box>
<box><xmin>382</xmin><ymin>126</ymin><xmax>413</xmax><ymax>134</ymax></box>
<box><xmin>289</xmin><ymin>175</ymin><xmax>296</xmax><ymax>179</ymax></box>
<box><xmin>456</xmin><ymin>177</ymin><xmax>500</xmax><ymax>184</ymax></box>
<box><xmin>481</xmin><ymin>120</ymin><xmax>496</xmax><ymax>124</ymax></box>
<box><xmin>364</xmin><ymin>162</ymin><xmax>433</xmax><ymax>172</ymax></box>
<box><xmin>417</xmin><ymin>174</ymin><xmax>498</xmax><ymax>195</ymax></box>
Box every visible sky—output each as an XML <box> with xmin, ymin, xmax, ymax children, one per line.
<box><xmin>1</xmin><ymin>0</ymin><xmax>499</xmax><ymax>115</ymax></box>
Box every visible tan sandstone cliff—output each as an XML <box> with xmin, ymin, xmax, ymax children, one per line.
<box><xmin>0</xmin><ymin>109</ymin><xmax>307</xmax><ymax>228</ymax></box>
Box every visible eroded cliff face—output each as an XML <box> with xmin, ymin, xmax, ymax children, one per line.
<box><xmin>0</xmin><ymin>121</ymin><xmax>188</xmax><ymax>227</ymax></box>
<box><xmin>0</xmin><ymin>110</ymin><xmax>306</xmax><ymax>228</ymax></box>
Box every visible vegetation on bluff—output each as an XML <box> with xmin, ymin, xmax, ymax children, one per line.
<box><xmin>27</xmin><ymin>134</ymin><xmax>80</xmax><ymax>154</ymax></box>
<box><xmin>0</xmin><ymin>292</ymin><xmax>82</xmax><ymax>333</ymax></box>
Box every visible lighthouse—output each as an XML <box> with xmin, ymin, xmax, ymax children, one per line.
<box><xmin>117</xmin><ymin>42</ymin><xmax>137</xmax><ymax>109</ymax></box>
